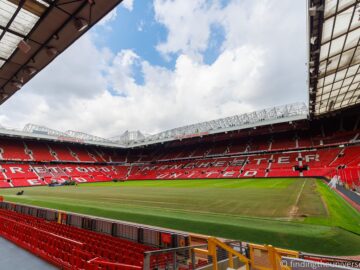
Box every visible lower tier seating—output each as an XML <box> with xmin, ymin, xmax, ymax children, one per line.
<box><xmin>0</xmin><ymin>208</ymin><xmax>157</xmax><ymax>270</ymax></box>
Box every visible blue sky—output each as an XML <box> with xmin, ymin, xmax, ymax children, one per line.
<box><xmin>0</xmin><ymin>0</ymin><xmax>308</xmax><ymax>137</ymax></box>
<box><xmin>95</xmin><ymin>2</ymin><xmax>174</xmax><ymax>70</ymax></box>
<box><xmin>93</xmin><ymin>0</ymin><xmax>228</xmax><ymax>81</ymax></box>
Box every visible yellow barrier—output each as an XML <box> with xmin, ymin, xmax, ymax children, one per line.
<box><xmin>193</xmin><ymin>237</ymin><xmax>251</xmax><ymax>270</ymax></box>
<box><xmin>249</xmin><ymin>243</ymin><xmax>299</xmax><ymax>270</ymax></box>
<box><xmin>57</xmin><ymin>211</ymin><xmax>67</xmax><ymax>224</ymax></box>
<box><xmin>192</xmin><ymin>237</ymin><xmax>299</xmax><ymax>270</ymax></box>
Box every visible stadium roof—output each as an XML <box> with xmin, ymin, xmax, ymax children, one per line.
<box><xmin>0</xmin><ymin>0</ymin><xmax>121</xmax><ymax>103</ymax></box>
<box><xmin>125</xmin><ymin>103</ymin><xmax>308</xmax><ymax>147</ymax></box>
<box><xmin>308</xmin><ymin>0</ymin><xmax>360</xmax><ymax>116</ymax></box>
<box><xmin>0</xmin><ymin>103</ymin><xmax>308</xmax><ymax>148</ymax></box>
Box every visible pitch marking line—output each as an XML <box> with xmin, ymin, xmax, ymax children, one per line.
<box><xmin>289</xmin><ymin>179</ymin><xmax>307</xmax><ymax>219</ymax></box>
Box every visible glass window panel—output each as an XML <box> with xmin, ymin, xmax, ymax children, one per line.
<box><xmin>334</xmin><ymin>68</ymin><xmax>347</xmax><ymax>81</ymax></box>
<box><xmin>329</xmin><ymin>35</ymin><xmax>345</xmax><ymax>57</ymax></box>
<box><xmin>344</xmin><ymin>28</ymin><xmax>360</xmax><ymax>51</ymax></box>
<box><xmin>353</xmin><ymin>74</ymin><xmax>360</xmax><ymax>83</ymax></box>
<box><xmin>349</xmin><ymin>4</ymin><xmax>360</xmax><ymax>31</ymax></box>
<box><xmin>0</xmin><ymin>0</ymin><xmax>17</xmax><ymax>27</ymax></box>
<box><xmin>346</xmin><ymin>63</ymin><xmax>359</xmax><ymax>77</ymax></box>
<box><xmin>317</xmin><ymin>78</ymin><xmax>324</xmax><ymax>87</ymax></box>
<box><xmin>324</xmin><ymin>73</ymin><xmax>336</xmax><ymax>85</ymax></box>
<box><xmin>342</xmin><ymin>76</ymin><xmax>355</xmax><ymax>87</ymax></box>
<box><xmin>322</xmin><ymin>84</ymin><xmax>332</xmax><ymax>94</ymax></box>
<box><xmin>326</xmin><ymin>53</ymin><xmax>341</xmax><ymax>72</ymax></box>
<box><xmin>330</xmin><ymin>89</ymin><xmax>339</xmax><ymax>97</ymax></box>
<box><xmin>334</xmin><ymin>102</ymin><xmax>342</xmax><ymax>109</ymax></box>
<box><xmin>339</xmin><ymin>86</ymin><xmax>350</xmax><ymax>94</ymax></box>
<box><xmin>320</xmin><ymin>101</ymin><xmax>328</xmax><ymax>108</ymax></box>
<box><xmin>336</xmin><ymin>48</ymin><xmax>355</xmax><ymax>69</ymax></box>
<box><xmin>335</xmin><ymin>93</ymin><xmax>345</xmax><ymax>101</ymax></box>
<box><xmin>318</xmin><ymin>61</ymin><xmax>327</xmax><ymax>76</ymax></box>
<box><xmin>0</xmin><ymin>32</ymin><xmax>22</xmax><ymax>59</ymax></box>
<box><xmin>332</xmin><ymin>7</ymin><xmax>353</xmax><ymax>39</ymax></box>
<box><xmin>322</xmin><ymin>93</ymin><xmax>330</xmax><ymax>100</ymax></box>
<box><xmin>332</xmin><ymin>80</ymin><xmax>343</xmax><ymax>90</ymax></box>
<box><xmin>350</xmin><ymin>91</ymin><xmax>360</xmax><ymax>103</ymax></box>
<box><xmin>348</xmin><ymin>82</ymin><xmax>360</xmax><ymax>91</ymax></box>
<box><xmin>324</xmin><ymin>0</ymin><xmax>337</xmax><ymax>18</ymax></box>
<box><xmin>322</xmin><ymin>17</ymin><xmax>334</xmax><ymax>43</ymax></box>
<box><xmin>352</xmin><ymin>47</ymin><xmax>360</xmax><ymax>65</ymax></box>
<box><xmin>320</xmin><ymin>43</ymin><xmax>330</xmax><ymax>61</ymax></box>
<box><xmin>344</xmin><ymin>91</ymin><xmax>354</xmax><ymax>99</ymax></box>
<box><xmin>338</xmin><ymin>0</ymin><xmax>356</xmax><ymax>12</ymax></box>
<box><xmin>10</xmin><ymin>8</ymin><xmax>39</xmax><ymax>36</ymax></box>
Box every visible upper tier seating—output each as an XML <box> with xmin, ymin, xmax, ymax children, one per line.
<box><xmin>0</xmin><ymin>139</ymin><xmax>31</xmax><ymax>161</ymax></box>
<box><xmin>68</xmin><ymin>145</ymin><xmax>97</xmax><ymax>162</ymax></box>
<box><xmin>48</xmin><ymin>143</ymin><xmax>78</xmax><ymax>162</ymax></box>
<box><xmin>25</xmin><ymin>141</ymin><xmax>55</xmax><ymax>161</ymax></box>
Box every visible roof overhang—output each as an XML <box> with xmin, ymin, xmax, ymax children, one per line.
<box><xmin>0</xmin><ymin>103</ymin><xmax>309</xmax><ymax>148</ymax></box>
<box><xmin>308</xmin><ymin>0</ymin><xmax>360</xmax><ymax>117</ymax></box>
<box><xmin>0</xmin><ymin>125</ymin><xmax>126</xmax><ymax>148</ymax></box>
<box><xmin>0</xmin><ymin>0</ymin><xmax>122</xmax><ymax>103</ymax></box>
<box><xmin>126</xmin><ymin>103</ymin><xmax>309</xmax><ymax>147</ymax></box>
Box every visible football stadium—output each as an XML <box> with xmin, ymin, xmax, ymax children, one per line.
<box><xmin>0</xmin><ymin>0</ymin><xmax>359</xmax><ymax>270</ymax></box>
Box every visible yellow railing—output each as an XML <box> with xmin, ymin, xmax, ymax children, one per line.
<box><xmin>249</xmin><ymin>243</ymin><xmax>299</xmax><ymax>270</ymax></box>
<box><xmin>193</xmin><ymin>237</ymin><xmax>251</xmax><ymax>270</ymax></box>
<box><xmin>192</xmin><ymin>237</ymin><xmax>299</xmax><ymax>270</ymax></box>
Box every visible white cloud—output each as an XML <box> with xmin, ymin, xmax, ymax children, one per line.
<box><xmin>0</xmin><ymin>0</ymin><xmax>307</xmax><ymax>138</ymax></box>
<box><xmin>98</xmin><ymin>8</ymin><xmax>118</xmax><ymax>26</ymax></box>
<box><xmin>137</xmin><ymin>20</ymin><xmax>144</xmax><ymax>32</ymax></box>
<box><xmin>122</xmin><ymin>0</ymin><xmax>134</xmax><ymax>11</ymax></box>
<box><xmin>154</xmin><ymin>0</ymin><xmax>307</xmax><ymax>107</ymax></box>
<box><xmin>154</xmin><ymin>0</ymin><xmax>221</xmax><ymax>58</ymax></box>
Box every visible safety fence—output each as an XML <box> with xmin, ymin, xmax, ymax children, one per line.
<box><xmin>0</xmin><ymin>201</ymin><xmax>189</xmax><ymax>249</ymax></box>
<box><xmin>143</xmin><ymin>238</ymin><xmax>248</xmax><ymax>270</ymax></box>
<box><xmin>143</xmin><ymin>239</ymin><xmax>360</xmax><ymax>270</ymax></box>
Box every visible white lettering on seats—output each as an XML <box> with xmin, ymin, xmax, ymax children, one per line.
<box><xmin>27</xmin><ymin>179</ymin><xmax>42</xmax><ymax>185</ymax></box>
<box><xmin>9</xmin><ymin>167</ymin><xmax>24</xmax><ymax>174</ymax></box>
<box><xmin>278</xmin><ymin>156</ymin><xmax>290</xmax><ymax>164</ymax></box>
<box><xmin>74</xmin><ymin>177</ymin><xmax>87</xmax><ymax>183</ymax></box>
<box><xmin>243</xmin><ymin>170</ymin><xmax>257</xmax><ymax>177</ymax></box>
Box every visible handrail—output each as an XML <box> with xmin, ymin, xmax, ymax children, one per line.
<box><xmin>193</xmin><ymin>237</ymin><xmax>250</xmax><ymax>270</ymax></box>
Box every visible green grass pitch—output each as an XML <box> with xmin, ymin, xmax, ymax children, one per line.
<box><xmin>0</xmin><ymin>178</ymin><xmax>359</xmax><ymax>255</ymax></box>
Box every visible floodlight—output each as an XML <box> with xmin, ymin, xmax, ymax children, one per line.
<box><xmin>23</xmin><ymin>66</ymin><xmax>37</xmax><ymax>76</ymax></box>
<box><xmin>46</xmin><ymin>47</ymin><xmax>58</xmax><ymax>57</ymax></box>
<box><xmin>73</xmin><ymin>18</ymin><xmax>88</xmax><ymax>32</ymax></box>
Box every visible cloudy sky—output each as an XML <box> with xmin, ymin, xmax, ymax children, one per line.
<box><xmin>0</xmin><ymin>0</ymin><xmax>308</xmax><ymax>138</ymax></box>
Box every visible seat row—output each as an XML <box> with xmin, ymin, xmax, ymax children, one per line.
<box><xmin>0</xmin><ymin>208</ymin><xmax>165</xmax><ymax>269</ymax></box>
